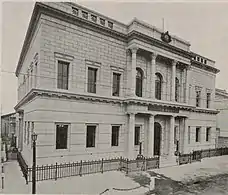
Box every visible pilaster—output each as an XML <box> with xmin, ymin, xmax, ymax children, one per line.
<box><xmin>171</xmin><ymin>60</ymin><xmax>177</xmax><ymax>102</ymax></box>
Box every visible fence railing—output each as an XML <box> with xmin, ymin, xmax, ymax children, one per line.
<box><xmin>179</xmin><ymin>147</ymin><xmax>228</xmax><ymax>165</ymax></box>
<box><xmin>17</xmin><ymin>151</ymin><xmax>28</xmax><ymax>184</ymax></box>
<box><xmin>25</xmin><ymin>156</ymin><xmax>159</xmax><ymax>182</ymax></box>
<box><xmin>17</xmin><ymin>146</ymin><xmax>228</xmax><ymax>183</ymax></box>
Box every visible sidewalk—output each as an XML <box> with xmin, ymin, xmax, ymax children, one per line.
<box><xmin>1</xmin><ymin>160</ymin><xmax>148</xmax><ymax>194</ymax></box>
<box><xmin>2</xmin><ymin>160</ymin><xmax>30</xmax><ymax>194</ymax></box>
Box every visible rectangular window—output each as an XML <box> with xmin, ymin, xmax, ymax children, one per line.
<box><xmin>196</xmin><ymin>127</ymin><xmax>201</xmax><ymax>142</ymax></box>
<box><xmin>87</xmin><ymin>67</ymin><xmax>97</xmax><ymax>93</ymax></box>
<box><xmin>86</xmin><ymin>125</ymin><xmax>96</xmax><ymax>148</ymax></box>
<box><xmin>111</xmin><ymin>126</ymin><xmax>120</xmax><ymax>146</ymax></box>
<box><xmin>134</xmin><ymin>126</ymin><xmax>140</xmax><ymax>145</ymax></box>
<box><xmin>27</xmin><ymin>122</ymin><xmax>30</xmax><ymax>145</ymax></box>
<box><xmin>206</xmin><ymin>127</ymin><xmax>211</xmax><ymax>142</ymax></box>
<box><xmin>56</xmin><ymin>124</ymin><xmax>68</xmax><ymax>149</ymax></box>
<box><xmin>196</xmin><ymin>90</ymin><xmax>201</xmax><ymax>107</ymax></box>
<box><xmin>112</xmin><ymin>73</ymin><xmax>121</xmax><ymax>96</ymax></box>
<box><xmin>24</xmin><ymin>122</ymin><xmax>27</xmax><ymax>143</ymax></box>
<box><xmin>206</xmin><ymin>93</ymin><xmax>211</xmax><ymax>108</ymax></box>
<box><xmin>57</xmin><ymin>60</ymin><xmax>69</xmax><ymax>90</ymax></box>
<box><xmin>188</xmin><ymin>126</ymin><xmax>191</xmax><ymax>144</ymax></box>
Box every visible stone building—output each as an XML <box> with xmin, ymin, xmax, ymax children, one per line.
<box><xmin>215</xmin><ymin>88</ymin><xmax>228</xmax><ymax>147</ymax></box>
<box><xmin>14</xmin><ymin>2</ymin><xmax>220</xmax><ymax>167</ymax></box>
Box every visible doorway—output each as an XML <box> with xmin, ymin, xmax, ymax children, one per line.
<box><xmin>154</xmin><ymin>122</ymin><xmax>162</xmax><ymax>156</ymax></box>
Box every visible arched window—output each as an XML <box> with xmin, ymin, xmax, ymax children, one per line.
<box><xmin>136</xmin><ymin>68</ymin><xmax>143</xmax><ymax>97</ymax></box>
<box><xmin>155</xmin><ymin>73</ymin><xmax>162</xmax><ymax>100</ymax></box>
<box><xmin>175</xmin><ymin>77</ymin><xmax>180</xmax><ymax>102</ymax></box>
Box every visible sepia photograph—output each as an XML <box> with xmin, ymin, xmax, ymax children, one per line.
<box><xmin>1</xmin><ymin>0</ymin><xmax>228</xmax><ymax>194</ymax></box>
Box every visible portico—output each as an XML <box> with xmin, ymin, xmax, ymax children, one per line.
<box><xmin>125</xmin><ymin>102</ymin><xmax>190</xmax><ymax>163</ymax></box>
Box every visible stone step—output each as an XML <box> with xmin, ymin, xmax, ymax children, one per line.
<box><xmin>159</xmin><ymin>155</ymin><xmax>178</xmax><ymax>168</ymax></box>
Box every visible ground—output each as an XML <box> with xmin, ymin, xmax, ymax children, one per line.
<box><xmin>2</xmin><ymin>156</ymin><xmax>228</xmax><ymax>194</ymax></box>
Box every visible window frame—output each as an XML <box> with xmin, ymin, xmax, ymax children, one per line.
<box><xmin>55</xmin><ymin>123</ymin><xmax>70</xmax><ymax>151</ymax></box>
<box><xmin>111</xmin><ymin>125</ymin><xmax>120</xmax><ymax>147</ymax></box>
<box><xmin>135</xmin><ymin>68</ymin><xmax>143</xmax><ymax>97</ymax></box>
<box><xmin>86</xmin><ymin>124</ymin><xmax>98</xmax><ymax>148</ymax></box>
<box><xmin>57</xmin><ymin>60</ymin><xmax>70</xmax><ymax>90</ymax></box>
<box><xmin>155</xmin><ymin>72</ymin><xmax>163</xmax><ymax>100</ymax></box>
<box><xmin>111</xmin><ymin>67</ymin><xmax>124</xmax><ymax>97</ymax></box>
<box><xmin>134</xmin><ymin>126</ymin><xmax>141</xmax><ymax>146</ymax></box>
<box><xmin>196</xmin><ymin>127</ymin><xmax>201</xmax><ymax>143</ymax></box>
<box><xmin>206</xmin><ymin>127</ymin><xmax>211</xmax><ymax>142</ymax></box>
<box><xmin>206</xmin><ymin>92</ymin><xmax>211</xmax><ymax>108</ymax></box>
<box><xmin>54</xmin><ymin>52</ymin><xmax>74</xmax><ymax>91</ymax></box>
<box><xmin>196</xmin><ymin>90</ymin><xmax>201</xmax><ymax>107</ymax></box>
<box><xmin>175</xmin><ymin>77</ymin><xmax>180</xmax><ymax>102</ymax></box>
<box><xmin>85</xmin><ymin>61</ymin><xmax>101</xmax><ymax>94</ymax></box>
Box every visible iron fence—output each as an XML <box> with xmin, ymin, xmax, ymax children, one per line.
<box><xmin>179</xmin><ymin>147</ymin><xmax>228</xmax><ymax>165</ymax></box>
<box><xmin>25</xmin><ymin>156</ymin><xmax>159</xmax><ymax>182</ymax></box>
<box><xmin>17</xmin><ymin>151</ymin><xmax>28</xmax><ymax>184</ymax></box>
<box><xmin>16</xmin><ymin>146</ymin><xmax>228</xmax><ymax>183</ymax></box>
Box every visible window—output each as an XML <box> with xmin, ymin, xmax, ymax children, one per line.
<box><xmin>175</xmin><ymin>77</ymin><xmax>180</xmax><ymax>102</ymax></box>
<box><xmin>57</xmin><ymin>60</ymin><xmax>69</xmax><ymax>90</ymax></box>
<box><xmin>56</xmin><ymin>124</ymin><xmax>68</xmax><ymax>149</ymax></box>
<box><xmin>86</xmin><ymin>125</ymin><xmax>96</xmax><ymax>148</ymax></box>
<box><xmin>204</xmin><ymin>59</ymin><xmax>207</xmax><ymax>64</ymax></box>
<box><xmin>155</xmin><ymin>73</ymin><xmax>162</xmax><ymax>100</ymax></box>
<box><xmin>27</xmin><ymin>122</ymin><xmax>30</xmax><ymax>145</ymax></box>
<box><xmin>188</xmin><ymin>126</ymin><xmax>191</xmax><ymax>144</ymax></box>
<box><xmin>72</xmin><ymin>7</ymin><xmax>78</xmax><ymax>16</ymax></box>
<box><xmin>112</xmin><ymin>73</ymin><xmax>121</xmax><ymax>96</ymax></box>
<box><xmin>206</xmin><ymin>127</ymin><xmax>211</xmax><ymax>142</ymax></box>
<box><xmin>108</xmin><ymin>21</ymin><xmax>113</xmax><ymax>29</ymax></box>
<box><xmin>196</xmin><ymin>90</ymin><xmax>201</xmax><ymax>107</ymax></box>
<box><xmin>111</xmin><ymin>126</ymin><xmax>120</xmax><ymax>146</ymax></box>
<box><xmin>100</xmin><ymin>18</ymin><xmax>105</xmax><ymax>26</ymax></box>
<box><xmin>134</xmin><ymin>126</ymin><xmax>140</xmax><ymax>145</ymax></box>
<box><xmin>91</xmin><ymin>15</ymin><xmax>97</xmax><ymax>22</ymax></box>
<box><xmin>206</xmin><ymin>93</ymin><xmax>211</xmax><ymax>108</ymax></box>
<box><xmin>136</xmin><ymin>68</ymin><xmax>143</xmax><ymax>97</ymax></box>
<box><xmin>87</xmin><ymin>67</ymin><xmax>97</xmax><ymax>93</ymax></box>
<box><xmin>82</xmin><ymin>11</ymin><xmax>88</xmax><ymax>19</ymax></box>
<box><xmin>24</xmin><ymin>122</ymin><xmax>27</xmax><ymax>143</ymax></box>
<box><xmin>196</xmin><ymin>127</ymin><xmax>201</xmax><ymax>142</ymax></box>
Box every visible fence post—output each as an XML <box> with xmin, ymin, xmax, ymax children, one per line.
<box><xmin>126</xmin><ymin>159</ymin><xmax>129</xmax><ymax>175</ymax></box>
<box><xmin>101</xmin><ymin>158</ymin><xmax>104</xmax><ymax>174</ymax></box>
<box><xmin>55</xmin><ymin>163</ymin><xmax>58</xmax><ymax>181</ymax></box>
<box><xmin>79</xmin><ymin>160</ymin><xmax>82</xmax><ymax>177</ymax></box>
<box><xmin>119</xmin><ymin>157</ymin><xmax>122</xmax><ymax>171</ymax></box>
<box><xmin>209</xmin><ymin>148</ymin><xmax>210</xmax><ymax>158</ymax></box>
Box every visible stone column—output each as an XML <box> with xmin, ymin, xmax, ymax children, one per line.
<box><xmin>150</xmin><ymin>52</ymin><xmax>157</xmax><ymax>99</ymax></box>
<box><xmin>171</xmin><ymin>60</ymin><xmax>177</xmax><ymax>102</ymax></box>
<box><xmin>128</xmin><ymin>113</ymin><xmax>135</xmax><ymax>159</ymax></box>
<box><xmin>148</xmin><ymin>114</ymin><xmax>154</xmax><ymax>157</ymax></box>
<box><xmin>185</xmin><ymin>66</ymin><xmax>191</xmax><ymax>104</ymax></box>
<box><xmin>183</xmin><ymin>117</ymin><xmax>189</xmax><ymax>153</ymax></box>
<box><xmin>169</xmin><ymin>115</ymin><xmax>175</xmax><ymax>156</ymax></box>
<box><xmin>130</xmin><ymin>47</ymin><xmax>138</xmax><ymax>96</ymax></box>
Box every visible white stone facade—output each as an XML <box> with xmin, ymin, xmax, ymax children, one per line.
<box><xmin>15</xmin><ymin>2</ymin><xmax>220</xmax><ymax>167</ymax></box>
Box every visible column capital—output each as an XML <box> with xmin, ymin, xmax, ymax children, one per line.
<box><xmin>150</xmin><ymin>52</ymin><xmax>158</xmax><ymax>60</ymax></box>
<box><xmin>172</xmin><ymin>60</ymin><xmax>178</xmax><ymax>66</ymax></box>
<box><xmin>130</xmin><ymin>47</ymin><xmax>139</xmax><ymax>54</ymax></box>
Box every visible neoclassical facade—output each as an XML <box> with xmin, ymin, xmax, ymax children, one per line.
<box><xmin>15</xmin><ymin>2</ymin><xmax>220</xmax><ymax>167</ymax></box>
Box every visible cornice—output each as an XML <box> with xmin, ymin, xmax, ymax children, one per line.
<box><xmin>191</xmin><ymin>60</ymin><xmax>220</xmax><ymax>74</ymax></box>
<box><xmin>15</xmin><ymin>89</ymin><xmax>218</xmax><ymax>115</ymax></box>
<box><xmin>127</xmin><ymin>31</ymin><xmax>193</xmax><ymax>60</ymax></box>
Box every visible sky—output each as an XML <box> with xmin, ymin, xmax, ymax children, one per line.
<box><xmin>1</xmin><ymin>0</ymin><xmax>228</xmax><ymax>115</ymax></box>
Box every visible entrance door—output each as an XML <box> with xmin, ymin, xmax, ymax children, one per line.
<box><xmin>154</xmin><ymin>122</ymin><xmax>162</xmax><ymax>156</ymax></box>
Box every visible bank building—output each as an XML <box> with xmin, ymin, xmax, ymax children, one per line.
<box><xmin>14</xmin><ymin>2</ymin><xmax>220</xmax><ymax>167</ymax></box>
